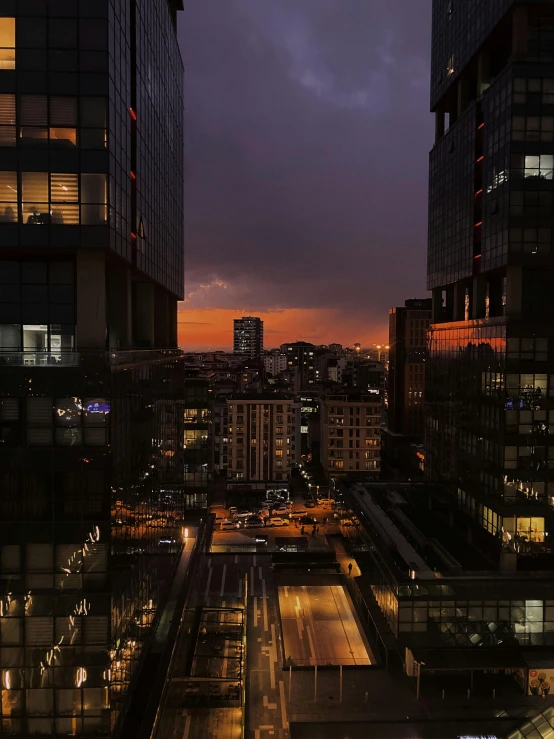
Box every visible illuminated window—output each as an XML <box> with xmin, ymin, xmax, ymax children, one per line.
<box><xmin>22</xmin><ymin>172</ymin><xmax>48</xmax><ymax>224</ymax></box>
<box><xmin>275</xmin><ymin>449</ymin><xmax>283</xmax><ymax>458</ymax></box>
<box><xmin>51</xmin><ymin>173</ymin><xmax>79</xmax><ymax>224</ymax></box>
<box><xmin>0</xmin><ymin>18</ymin><xmax>15</xmax><ymax>70</ymax></box>
<box><xmin>524</xmin><ymin>154</ymin><xmax>553</xmax><ymax>180</ymax></box>
<box><xmin>0</xmin><ymin>170</ymin><xmax>17</xmax><ymax>222</ymax></box>
<box><xmin>0</xmin><ymin>93</ymin><xmax>15</xmax><ymax>145</ymax></box>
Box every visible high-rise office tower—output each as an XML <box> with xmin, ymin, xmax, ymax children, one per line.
<box><xmin>427</xmin><ymin>1</ymin><xmax>554</xmax><ymax>562</ymax></box>
<box><xmin>388</xmin><ymin>299</ymin><xmax>432</xmax><ymax>437</ymax></box>
<box><xmin>233</xmin><ymin>316</ymin><xmax>263</xmax><ymax>358</ymax></box>
<box><xmin>0</xmin><ymin>1</ymin><xmax>184</xmax><ymax>735</ymax></box>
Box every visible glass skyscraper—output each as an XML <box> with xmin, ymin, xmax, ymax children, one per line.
<box><xmin>427</xmin><ymin>0</ymin><xmax>554</xmax><ymax>562</ymax></box>
<box><xmin>0</xmin><ymin>1</ymin><xmax>184</xmax><ymax>735</ymax></box>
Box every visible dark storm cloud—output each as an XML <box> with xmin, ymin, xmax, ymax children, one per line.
<box><xmin>178</xmin><ymin>0</ymin><xmax>433</xmax><ymax>314</ymax></box>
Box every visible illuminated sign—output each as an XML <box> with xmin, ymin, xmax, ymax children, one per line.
<box><xmin>86</xmin><ymin>401</ymin><xmax>110</xmax><ymax>414</ymax></box>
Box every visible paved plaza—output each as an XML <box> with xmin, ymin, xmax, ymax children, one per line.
<box><xmin>278</xmin><ymin>585</ymin><xmax>373</xmax><ymax>666</ymax></box>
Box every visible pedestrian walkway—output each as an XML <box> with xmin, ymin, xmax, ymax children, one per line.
<box><xmin>329</xmin><ymin>537</ymin><xmax>361</xmax><ymax>577</ymax></box>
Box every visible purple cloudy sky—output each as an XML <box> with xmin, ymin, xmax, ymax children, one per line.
<box><xmin>177</xmin><ymin>0</ymin><xmax>433</xmax><ymax>345</ymax></box>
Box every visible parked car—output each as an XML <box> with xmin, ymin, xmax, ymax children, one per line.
<box><xmin>245</xmin><ymin>517</ymin><xmax>264</xmax><ymax>528</ymax></box>
<box><xmin>273</xmin><ymin>505</ymin><xmax>289</xmax><ymax>515</ymax></box>
<box><xmin>235</xmin><ymin>510</ymin><xmax>252</xmax><ymax>519</ymax></box>
<box><xmin>254</xmin><ymin>508</ymin><xmax>269</xmax><ymax>518</ymax></box>
<box><xmin>269</xmin><ymin>517</ymin><xmax>289</xmax><ymax>527</ymax></box>
<box><xmin>318</xmin><ymin>498</ymin><xmax>335</xmax><ymax>506</ymax></box>
<box><xmin>305</xmin><ymin>501</ymin><xmax>316</xmax><ymax>508</ymax></box>
<box><xmin>299</xmin><ymin>515</ymin><xmax>317</xmax><ymax>525</ymax></box>
<box><xmin>220</xmin><ymin>520</ymin><xmax>240</xmax><ymax>530</ymax></box>
<box><xmin>290</xmin><ymin>508</ymin><xmax>307</xmax><ymax>518</ymax></box>
<box><xmin>228</xmin><ymin>506</ymin><xmax>238</xmax><ymax>517</ymax></box>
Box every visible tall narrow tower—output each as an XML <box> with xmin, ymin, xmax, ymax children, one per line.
<box><xmin>426</xmin><ymin>0</ymin><xmax>554</xmax><ymax>563</ymax></box>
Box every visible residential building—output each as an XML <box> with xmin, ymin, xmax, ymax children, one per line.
<box><xmin>263</xmin><ymin>349</ymin><xmax>287</xmax><ymax>377</ymax></box>
<box><xmin>0</xmin><ymin>1</ymin><xmax>184</xmax><ymax>735</ymax></box>
<box><xmin>182</xmin><ymin>368</ymin><xmax>213</xmax><ymax>509</ymax></box>
<box><xmin>227</xmin><ymin>393</ymin><xmax>300</xmax><ymax>482</ymax></box>
<box><xmin>320</xmin><ymin>389</ymin><xmax>382</xmax><ymax>479</ymax></box>
<box><xmin>233</xmin><ymin>316</ymin><xmax>263</xmax><ymax>359</ymax></box>
<box><xmin>426</xmin><ymin>0</ymin><xmax>554</xmax><ymax>562</ymax></box>
<box><xmin>282</xmin><ymin>341</ymin><xmax>315</xmax><ymax>390</ymax></box>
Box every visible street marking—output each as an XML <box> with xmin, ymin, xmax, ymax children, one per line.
<box><xmin>204</xmin><ymin>566</ymin><xmax>212</xmax><ymax>600</ymax></box>
<box><xmin>284</xmin><ymin>586</ymin><xmax>289</xmax><ymax>597</ymax></box>
<box><xmin>220</xmin><ymin>564</ymin><xmax>227</xmax><ymax>596</ymax></box>
<box><xmin>269</xmin><ymin>624</ymin><xmax>277</xmax><ymax>688</ymax></box>
<box><xmin>279</xmin><ymin>680</ymin><xmax>289</xmax><ymax>729</ymax></box>
<box><xmin>296</xmin><ymin>618</ymin><xmax>304</xmax><ymax>640</ymax></box>
<box><xmin>306</xmin><ymin>623</ymin><xmax>316</xmax><ymax>659</ymax></box>
<box><xmin>262</xmin><ymin>578</ymin><xmax>268</xmax><ymax>632</ymax></box>
<box><xmin>263</xmin><ymin>694</ymin><xmax>278</xmax><ymax>710</ymax></box>
<box><xmin>222</xmin><ymin>638</ymin><xmax>229</xmax><ymax>678</ymax></box>
<box><xmin>250</xmin><ymin>566</ymin><xmax>256</xmax><ymax>596</ymax></box>
<box><xmin>183</xmin><ymin>713</ymin><xmax>192</xmax><ymax>739</ymax></box>
<box><xmin>253</xmin><ymin>597</ymin><xmax>258</xmax><ymax>628</ymax></box>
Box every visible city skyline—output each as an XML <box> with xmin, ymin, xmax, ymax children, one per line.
<box><xmin>176</xmin><ymin>1</ymin><xmax>433</xmax><ymax>348</ymax></box>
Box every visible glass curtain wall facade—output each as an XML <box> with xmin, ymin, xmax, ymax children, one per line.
<box><xmin>0</xmin><ymin>2</ymin><xmax>184</xmax><ymax>736</ymax></box>
<box><xmin>427</xmin><ymin>0</ymin><xmax>554</xmax><ymax>560</ymax></box>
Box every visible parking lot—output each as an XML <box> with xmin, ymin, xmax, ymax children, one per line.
<box><xmin>211</xmin><ymin>483</ymin><xmax>340</xmax><ymax>549</ymax></box>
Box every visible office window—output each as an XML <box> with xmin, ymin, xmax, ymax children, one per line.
<box><xmin>51</xmin><ymin>173</ymin><xmax>79</xmax><ymax>224</ymax></box>
<box><xmin>524</xmin><ymin>154</ymin><xmax>553</xmax><ymax>180</ymax></box>
<box><xmin>19</xmin><ymin>94</ymin><xmax>48</xmax><ymax>145</ymax></box>
<box><xmin>0</xmin><ymin>93</ymin><xmax>15</xmax><ymax>145</ymax></box>
<box><xmin>81</xmin><ymin>173</ymin><xmax>108</xmax><ymax>223</ymax></box>
<box><xmin>0</xmin><ymin>171</ymin><xmax>17</xmax><ymax>222</ymax></box>
<box><xmin>0</xmin><ymin>18</ymin><xmax>15</xmax><ymax>70</ymax></box>
<box><xmin>22</xmin><ymin>172</ymin><xmax>48</xmax><ymax>224</ymax></box>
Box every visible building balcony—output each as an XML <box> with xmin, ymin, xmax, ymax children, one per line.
<box><xmin>0</xmin><ymin>350</ymin><xmax>80</xmax><ymax>367</ymax></box>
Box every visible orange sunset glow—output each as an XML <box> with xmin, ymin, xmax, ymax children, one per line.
<box><xmin>177</xmin><ymin>306</ymin><xmax>389</xmax><ymax>350</ymax></box>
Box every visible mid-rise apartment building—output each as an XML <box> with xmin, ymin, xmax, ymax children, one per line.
<box><xmin>227</xmin><ymin>393</ymin><xmax>300</xmax><ymax>482</ymax></box>
<box><xmin>320</xmin><ymin>389</ymin><xmax>382</xmax><ymax>479</ymax></box>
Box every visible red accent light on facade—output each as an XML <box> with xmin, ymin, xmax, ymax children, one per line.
<box><xmin>130</xmin><ymin>171</ymin><xmax>136</xmax><ymax>180</ymax></box>
<box><xmin>474</xmin><ymin>254</ymin><xmax>482</xmax><ymax>259</ymax></box>
<box><xmin>476</xmin><ymin>155</ymin><xmax>484</xmax><ymax>163</ymax></box>
<box><xmin>477</xmin><ymin>122</ymin><xmax>485</xmax><ymax>130</ymax></box>
<box><xmin>474</xmin><ymin>221</ymin><xmax>483</xmax><ymax>227</ymax></box>
<box><xmin>129</xmin><ymin>108</ymin><xmax>137</xmax><ymax>121</ymax></box>
<box><xmin>131</xmin><ymin>232</ymin><xmax>137</xmax><ymax>240</ymax></box>
<box><xmin>474</xmin><ymin>188</ymin><xmax>483</xmax><ymax>196</ymax></box>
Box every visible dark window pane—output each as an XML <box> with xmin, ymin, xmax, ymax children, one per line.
<box><xmin>16</xmin><ymin>19</ymin><xmax>47</xmax><ymax>48</ymax></box>
<box><xmin>22</xmin><ymin>263</ymin><xmax>47</xmax><ymax>284</ymax></box>
<box><xmin>80</xmin><ymin>98</ymin><xmax>106</xmax><ymax>127</ymax></box>
<box><xmin>49</xmin><ymin>20</ymin><xmax>77</xmax><ymax>49</ymax></box>
<box><xmin>49</xmin><ymin>262</ymin><xmax>74</xmax><ymax>285</ymax></box>
<box><xmin>48</xmin><ymin>49</ymin><xmax>78</xmax><ymax>72</ymax></box>
<box><xmin>79</xmin><ymin>19</ymin><xmax>107</xmax><ymax>50</ymax></box>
